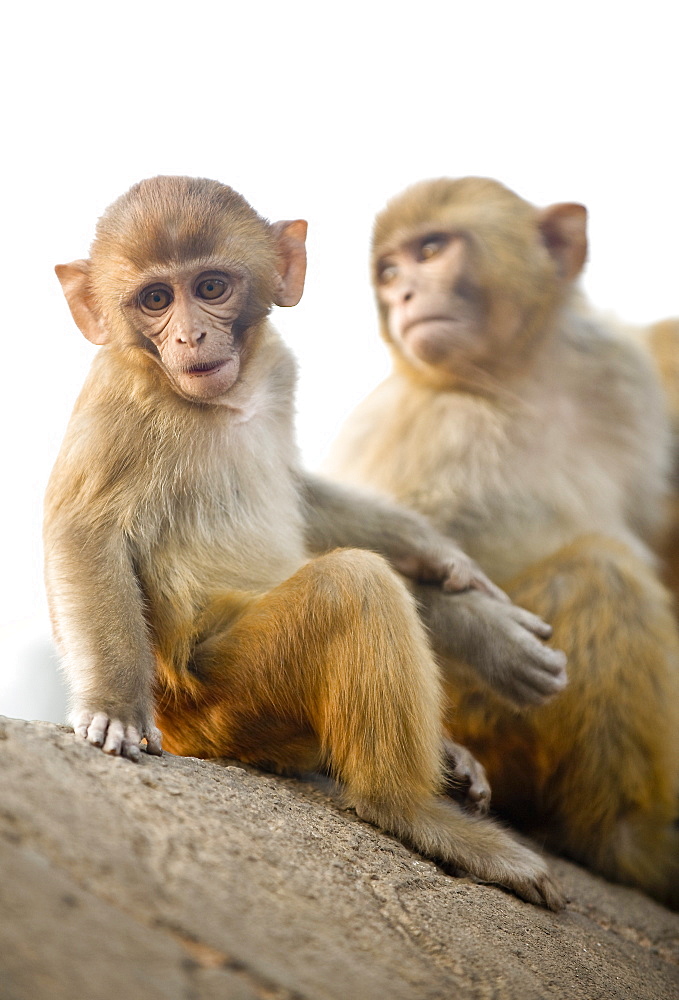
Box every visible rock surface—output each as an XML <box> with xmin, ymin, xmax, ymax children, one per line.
<box><xmin>0</xmin><ymin>715</ymin><xmax>677</xmax><ymax>1000</ymax></box>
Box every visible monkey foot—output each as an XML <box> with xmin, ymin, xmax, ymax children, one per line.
<box><xmin>442</xmin><ymin>739</ymin><xmax>491</xmax><ymax>814</ymax></box>
<box><xmin>73</xmin><ymin>710</ymin><xmax>163</xmax><ymax>761</ymax></box>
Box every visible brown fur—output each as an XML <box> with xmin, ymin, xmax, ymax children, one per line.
<box><xmin>45</xmin><ymin>175</ymin><xmax>565</xmax><ymax>909</ymax></box>
<box><xmin>328</xmin><ymin>176</ymin><xmax>679</xmax><ymax>907</ymax></box>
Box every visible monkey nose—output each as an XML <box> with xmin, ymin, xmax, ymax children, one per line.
<box><xmin>178</xmin><ymin>330</ymin><xmax>207</xmax><ymax>346</ymax></box>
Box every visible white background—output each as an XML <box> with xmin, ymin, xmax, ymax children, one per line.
<box><xmin>1</xmin><ymin>0</ymin><xmax>676</xmax><ymax>723</ymax></box>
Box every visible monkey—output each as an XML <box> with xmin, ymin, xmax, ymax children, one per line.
<box><xmin>326</xmin><ymin>176</ymin><xmax>679</xmax><ymax>908</ymax></box>
<box><xmin>44</xmin><ymin>175</ymin><xmax>568</xmax><ymax>909</ymax></box>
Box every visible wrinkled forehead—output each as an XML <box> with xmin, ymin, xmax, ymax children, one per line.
<box><xmin>95</xmin><ymin>214</ymin><xmax>272</xmax><ymax>271</ymax></box>
<box><xmin>372</xmin><ymin>179</ymin><xmax>536</xmax><ymax>263</ymax></box>
<box><xmin>91</xmin><ymin>177</ymin><xmax>276</xmax><ymax>277</ymax></box>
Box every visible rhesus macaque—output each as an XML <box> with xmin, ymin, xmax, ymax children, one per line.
<box><xmin>45</xmin><ymin>176</ymin><xmax>567</xmax><ymax>909</ymax></box>
<box><xmin>327</xmin><ymin>177</ymin><xmax>679</xmax><ymax>908</ymax></box>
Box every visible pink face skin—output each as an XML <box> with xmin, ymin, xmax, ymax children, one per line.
<box><xmin>375</xmin><ymin>233</ymin><xmax>484</xmax><ymax>371</ymax></box>
<box><xmin>132</xmin><ymin>266</ymin><xmax>249</xmax><ymax>401</ymax></box>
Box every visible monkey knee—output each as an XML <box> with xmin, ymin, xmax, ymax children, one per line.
<box><xmin>565</xmin><ymin>535</ymin><xmax>665</xmax><ymax>590</ymax></box>
<box><xmin>312</xmin><ymin>547</ymin><xmax>410</xmax><ymax>603</ymax></box>
<box><xmin>510</xmin><ymin>534</ymin><xmax>669</xmax><ymax>622</ymax></box>
<box><xmin>306</xmin><ymin>549</ymin><xmax>439</xmax><ymax>706</ymax></box>
<box><xmin>316</xmin><ymin>546</ymin><xmax>392</xmax><ymax>576</ymax></box>
<box><xmin>559</xmin><ymin>534</ymin><xmax>661</xmax><ymax>583</ymax></box>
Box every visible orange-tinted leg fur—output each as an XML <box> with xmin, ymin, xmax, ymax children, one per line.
<box><xmin>155</xmin><ymin>549</ymin><xmax>564</xmax><ymax>909</ymax></box>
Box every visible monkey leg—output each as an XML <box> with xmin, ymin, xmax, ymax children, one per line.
<box><xmin>449</xmin><ymin>534</ymin><xmax>679</xmax><ymax>907</ymax></box>
<box><xmin>157</xmin><ymin>549</ymin><xmax>563</xmax><ymax>908</ymax></box>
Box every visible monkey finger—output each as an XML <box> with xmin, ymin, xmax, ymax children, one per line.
<box><xmin>87</xmin><ymin>712</ymin><xmax>111</xmax><ymax>748</ymax></box>
<box><xmin>514</xmin><ymin>872</ymin><xmax>567</xmax><ymax>913</ymax></box>
<box><xmin>510</xmin><ymin>679</ymin><xmax>560</xmax><ymax>707</ymax></box>
<box><xmin>439</xmin><ymin>562</ymin><xmax>473</xmax><ymax>592</ymax></box>
<box><xmin>511</xmin><ymin>606</ymin><xmax>553</xmax><ymax>639</ymax></box>
<box><xmin>102</xmin><ymin>719</ymin><xmax>125</xmax><ymax>755</ymax></box>
<box><xmin>491</xmin><ymin>636</ymin><xmax>567</xmax><ymax>705</ymax></box>
<box><xmin>443</xmin><ymin>740</ymin><xmax>492</xmax><ymax>814</ymax></box>
<box><xmin>471</xmin><ymin>574</ymin><xmax>511</xmax><ymax>604</ymax></box>
<box><xmin>477</xmin><ymin>836</ymin><xmax>566</xmax><ymax>911</ymax></box>
<box><xmin>468</xmin><ymin>785</ymin><xmax>490</xmax><ymax>815</ymax></box>
<box><xmin>122</xmin><ymin>725</ymin><xmax>143</xmax><ymax>762</ymax></box>
<box><xmin>144</xmin><ymin>726</ymin><xmax>163</xmax><ymax>756</ymax></box>
<box><xmin>520</xmin><ymin>638</ymin><xmax>568</xmax><ymax>677</ymax></box>
<box><xmin>542</xmin><ymin>646</ymin><xmax>568</xmax><ymax>677</ymax></box>
<box><xmin>515</xmin><ymin>654</ymin><xmax>568</xmax><ymax>702</ymax></box>
<box><xmin>72</xmin><ymin>709</ymin><xmax>94</xmax><ymax>740</ymax></box>
<box><xmin>460</xmin><ymin>769</ymin><xmax>491</xmax><ymax>815</ymax></box>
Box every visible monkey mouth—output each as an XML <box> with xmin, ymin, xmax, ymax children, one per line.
<box><xmin>174</xmin><ymin>355</ymin><xmax>241</xmax><ymax>400</ymax></box>
<box><xmin>183</xmin><ymin>361</ymin><xmax>228</xmax><ymax>377</ymax></box>
<box><xmin>404</xmin><ymin>315</ymin><xmax>458</xmax><ymax>334</ymax></box>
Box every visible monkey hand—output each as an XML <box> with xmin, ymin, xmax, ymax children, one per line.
<box><xmin>73</xmin><ymin>708</ymin><xmax>163</xmax><ymax>762</ymax></box>
<box><xmin>458</xmin><ymin>592</ymin><xmax>568</xmax><ymax>706</ymax></box>
<box><xmin>442</xmin><ymin>739</ymin><xmax>491</xmax><ymax>814</ymax></box>
<box><xmin>418</xmin><ymin>587</ymin><xmax>568</xmax><ymax>707</ymax></box>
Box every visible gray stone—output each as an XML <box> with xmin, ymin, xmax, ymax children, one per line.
<box><xmin>0</xmin><ymin>715</ymin><xmax>677</xmax><ymax>1000</ymax></box>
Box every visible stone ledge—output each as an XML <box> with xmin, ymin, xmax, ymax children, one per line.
<box><xmin>1</xmin><ymin>715</ymin><xmax>677</xmax><ymax>1000</ymax></box>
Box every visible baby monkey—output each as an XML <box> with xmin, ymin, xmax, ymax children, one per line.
<box><xmin>45</xmin><ymin>176</ymin><xmax>566</xmax><ymax>909</ymax></box>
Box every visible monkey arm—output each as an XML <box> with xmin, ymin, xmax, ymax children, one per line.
<box><xmin>300</xmin><ymin>472</ymin><xmax>506</xmax><ymax>600</ymax></box>
<box><xmin>44</xmin><ymin>521</ymin><xmax>162</xmax><ymax>760</ymax></box>
<box><xmin>301</xmin><ymin>474</ymin><xmax>567</xmax><ymax>707</ymax></box>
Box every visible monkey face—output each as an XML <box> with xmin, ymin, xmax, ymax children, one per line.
<box><xmin>371</xmin><ymin>178</ymin><xmax>589</xmax><ymax>387</ymax></box>
<box><xmin>131</xmin><ymin>266</ymin><xmax>249</xmax><ymax>401</ymax></box>
<box><xmin>375</xmin><ymin>232</ymin><xmax>485</xmax><ymax>371</ymax></box>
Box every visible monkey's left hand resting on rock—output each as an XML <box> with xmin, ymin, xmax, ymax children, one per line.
<box><xmin>44</xmin><ymin>176</ymin><xmax>566</xmax><ymax>909</ymax></box>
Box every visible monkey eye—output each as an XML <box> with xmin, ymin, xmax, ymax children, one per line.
<box><xmin>141</xmin><ymin>286</ymin><xmax>173</xmax><ymax>311</ymax></box>
<box><xmin>418</xmin><ymin>234</ymin><xmax>449</xmax><ymax>261</ymax></box>
<box><xmin>196</xmin><ymin>277</ymin><xmax>228</xmax><ymax>300</ymax></box>
<box><xmin>377</xmin><ymin>262</ymin><xmax>398</xmax><ymax>285</ymax></box>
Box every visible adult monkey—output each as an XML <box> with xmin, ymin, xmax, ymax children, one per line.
<box><xmin>45</xmin><ymin>176</ymin><xmax>566</xmax><ymax>909</ymax></box>
<box><xmin>327</xmin><ymin>176</ymin><xmax>679</xmax><ymax>908</ymax></box>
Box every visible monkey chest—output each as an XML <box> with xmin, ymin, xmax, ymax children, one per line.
<box><xmin>363</xmin><ymin>391</ymin><xmax>613</xmax><ymax>576</ymax></box>
<box><xmin>137</xmin><ymin>471</ymin><xmax>308</xmax><ymax>602</ymax></box>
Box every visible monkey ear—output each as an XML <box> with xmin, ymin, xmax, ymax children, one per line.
<box><xmin>55</xmin><ymin>260</ymin><xmax>111</xmax><ymax>346</ymax></box>
<box><xmin>537</xmin><ymin>203</ymin><xmax>588</xmax><ymax>282</ymax></box>
<box><xmin>271</xmin><ymin>220</ymin><xmax>308</xmax><ymax>307</ymax></box>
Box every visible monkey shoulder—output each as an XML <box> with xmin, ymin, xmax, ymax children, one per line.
<box><xmin>550</xmin><ymin>314</ymin><xmax>672</xmax><ymax>539</ymax></box>
<box><xmin>562</xmin><ymin>312</ymin><xmax>663</xmax><ymax>399</ymax></box>
<box><xmin>327</xmin><ymin>372</ymin><xmax>509</xmax><ymax>519</ymax></box>
<box><xmin>558</xmin><ymin>314</ymin><xmax>669</xmax><ymax>460</ymax></box>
